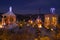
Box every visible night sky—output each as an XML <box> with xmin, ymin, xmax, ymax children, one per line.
<box><xmin>0</xmin><ymin>0</ymin><xmax>60</xmax><ymax>14</ymax></box>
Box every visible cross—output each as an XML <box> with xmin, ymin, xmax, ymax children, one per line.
<box><xmin>9</xmin><ymin>6</ymin><xmax>12</xmax><ymax>12</ymax></box>
<box><xmin>50</xmin><ymin>8</ymin><xmax>55</xmax><ymax>14</ymax></box>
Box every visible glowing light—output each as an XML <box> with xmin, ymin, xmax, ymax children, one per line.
<box><xmin>45</xmin><ymin>17</ymin><xmax>49</xmax><ymax>21</ymax></box>
<box><xmin>30</xmin><ymin>21</ymin><xmax>33</xmax><ymax>24</ymax></box>
<box><xmin>34</xmin><ymin>38</ymin><xmax>38</xmax><ymax>40</ymax></box>
<box><xmin>36</xmin><ymin>18</ymin><xmax>42</xmax><ymax>28</ymax></box>
<box><xmin>20</xmin><ymin>24</ymin><xmax>23</xmax><ymax>27</ymax></box>
<box><xmin>51</xmin><ymin>29</ymin><xmax>54</xmax><ymax>31</ymax></box>
<box><xmin>38</xmin><ymin>24</ymin><xmax>42</xmax><ymax>28</ymax></box>
<box><xmin>28</xmin><ymin>20</ymin><xmax>33</xmax><ymax>24</ymax></box>
<box><xmin>47</xmin><ymin>17</ymin><xmax>49</xmax><ymax>20</ymax></box>
<box><xmin>0</xmin><ymin>24</ymin><xmax>3</xmax><ymax>28</ymax></box>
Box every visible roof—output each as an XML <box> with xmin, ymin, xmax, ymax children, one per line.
<box><xmin>2</xmin><ymin>6</ymin><xmax>16</xmax><ymax>16</ymax></box>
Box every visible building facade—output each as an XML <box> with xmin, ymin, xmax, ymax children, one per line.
<box><xmin>2</xmin><ymin>6</ymin><xmax>16</xmax><ymax>28</ymax></box>
<box><xmin>44</xmin><ymin>8</ymin><xmax>58</xmax><ymax>29</ymax></box>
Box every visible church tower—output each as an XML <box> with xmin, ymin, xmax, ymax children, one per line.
<box><xmin>44</xmin><ymin>8</ymin><xmax>58</xmax><ymax>29</ymax></box>
<box><xmin>2</xmin><ymin>6</ymin><xmax>16</xmax><ymax>26</ymax></box>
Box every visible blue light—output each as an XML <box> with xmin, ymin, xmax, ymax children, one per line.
<box><xmin>50</xmin><ymin>8</ymin><xmax>55</xmax><ymax>14</ymax></box>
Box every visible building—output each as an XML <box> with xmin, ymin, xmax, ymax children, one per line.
<box><xmin>44</xmin><ymin>8</ymin><xmax>58</xmax><ymax>29</ymax></box>
<box><xmin>2</xmin><ymin>6</ymin><xmax>16</xmax><ymax>28</ymax></box>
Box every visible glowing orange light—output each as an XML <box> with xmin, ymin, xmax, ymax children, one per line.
<box><xmin>0</xmin><ymin>24</ymin><xmax>3</xmax><ymax>28</ymax></box>
<box><xmin>34</xmin><ymin>38</ymin><xmax>38</xmax><ymax>40</ymax></box>
<box><xmin>20</xmin><ymin>24</ymin><xmax>23</xmax><ymax>27</ymax></box>
<box><xmin>51</xmin><ymin>28</ymin><xmax>54</xmax><ymax>31</ymax></box>
<box><xmin>38</xmin><ymin>24</ymin><xmax>42</xmax><ymax>28</ymax></box>
<box><xmin>28</xmin><ymin>20</ymin><xmax>33</xmax><ymax>24</ymax></box>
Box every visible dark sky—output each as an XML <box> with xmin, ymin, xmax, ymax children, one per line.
<box><xmin>0</xmin><ymin>0</ymin><xmax>60</xmax><ymax>14</ymax></box>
